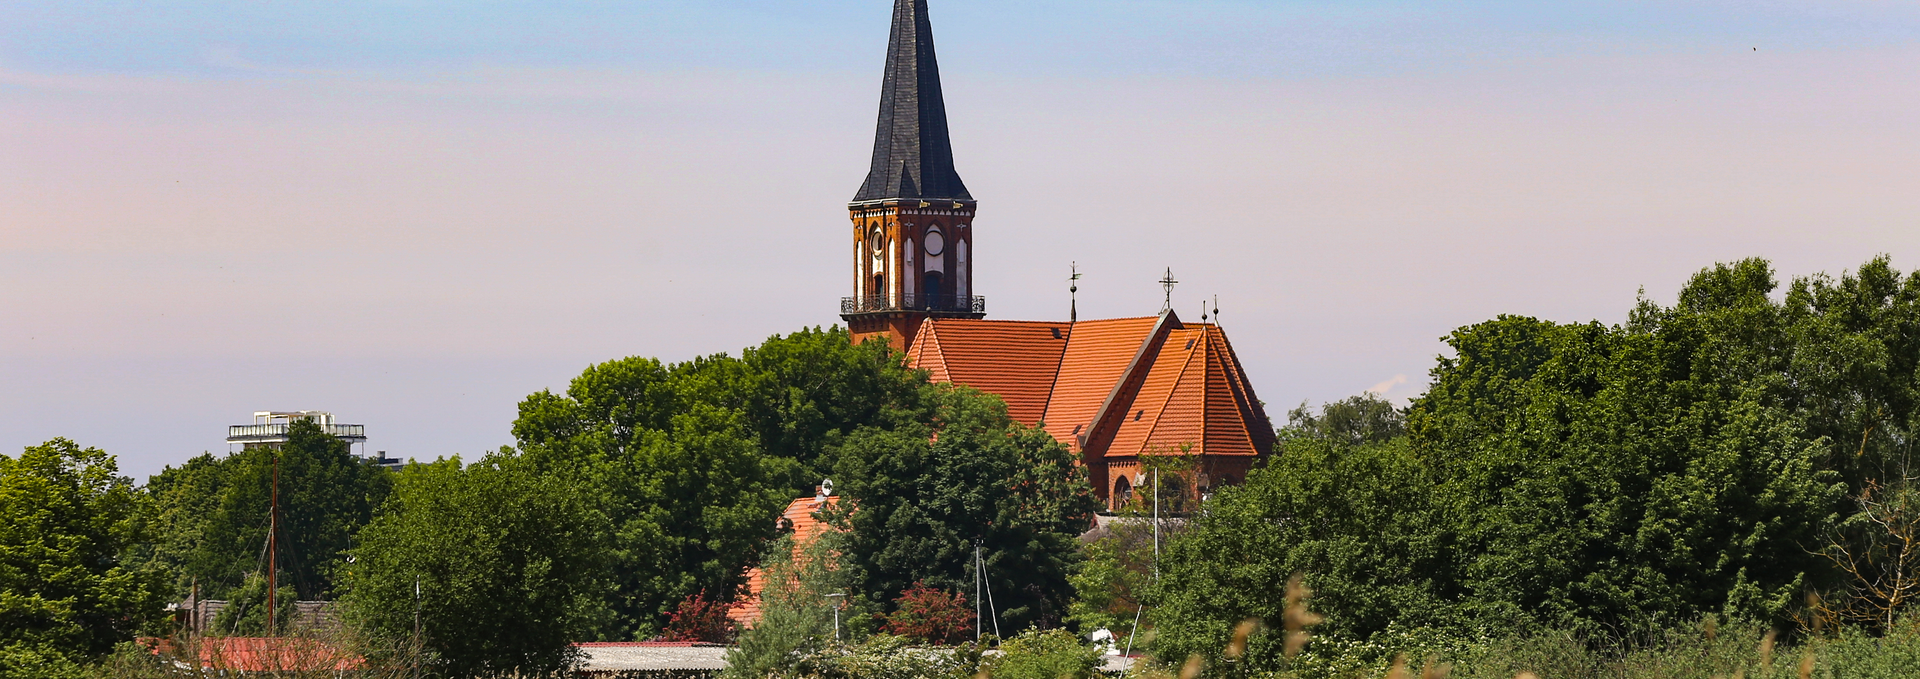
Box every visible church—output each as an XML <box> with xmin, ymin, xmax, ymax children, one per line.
<box><xmin>837</xmin><ymin>0</ymin><xmax>1275</xmax><ymax>510</ymax></box>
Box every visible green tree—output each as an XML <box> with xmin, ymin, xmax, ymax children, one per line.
<box><xmin>146</xmin><ymin>420</ymin><xmax>391</xmax><ymax>602</ymax></box>
<box><xmin>342</xmin><ymin>453</ymin><xmax>613</xmax><ymax>678</ymax></box>
<box><xmin>137</xmin><ymin>452</ymin><xmax>231</xmax><ymax>599</ymax></box>
<box><xmin>1149</xmin><ymin>257</ymin><xmax>1909</xmax><ymax>672</ymax></box>
<box><xmin>834</xmin><ymin>385</ymin><xmax>1099</xmax><ymax>632</ymax></box>
<box><xmin>207</xmin><ymin>572</ymin><xmax>295</xmax><ymax>636</ymax></box>
<box><xmin>1148</xmin><ymin>435</ymin><xmax>1455</xmax><ymax>675</ymax></box>
<box><xmin>511</xmin><ymin>327</ymin><xmax>916</xmax><ymax>637</ymax></box>
<box><xmin>1281</xmin><ymin>392</ymin><xmax>1406</xmax><ymax>448</ymax></box>
<box><xmin>0</xmin><ymin>439</ymin><xmax>167</xmax><ymax>678</ymax></box>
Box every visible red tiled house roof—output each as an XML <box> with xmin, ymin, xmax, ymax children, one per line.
<box><xmin>729</xmin><ymin>494</ymin><xmax>843</xmax><ymax>627</ymax></box>
<box><xmin>904</xmin><ymin>311</ymin><xmax>1275</xmax><ymax>509</ymax></box>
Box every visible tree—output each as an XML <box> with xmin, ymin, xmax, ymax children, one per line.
<box><xmin>0</xmin><ymin>439</ymin><xmax>167</xmax><ymax>678</ymax></box>
<box><xmin>341</xmin><ymin>454</ymin><xmax>613</xmax><ymax>678</ymax></box>
<box><xmin>146</xmin><ymin>420</ymin><xmax>391</xmax><ymax>601</ymax></box>
<box><xmin>834</xmin><ymin>385</ymin><xmax>1099</xmax><ymax>632</ymax></box>
<box><xmin>1148</xmin><ymin>435</ymin><xmax>1455</xmax><ymax>675</ymax></box>
<box><xmin>1149</xmin><ymin>257</ymin><xmax>1908</xmax><ymax>670</ymax></box>
<box><xmin>1280</xmin><ymin>393</ymin><xmax>1406</xmax><ymax>448</ymax></box>
<box><xmin>510</xmin><ymin>327</ymin><xmax>919</xmax><ymax>637</ymax></box>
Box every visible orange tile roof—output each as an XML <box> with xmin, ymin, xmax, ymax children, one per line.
<box><xmin>729</xmin><ymin>494</ymin><xmax>844</xmax><ymax>627</ymax></box>
<box><xmin>1036</xmin><ymin>316</ymin><xmax>1164</xmax><ymax>450</ymax></box>
<box><xmin>144</xmin><ymin>637</ymin><xmax>361</xmax><ymax>672</ymax></box>
<box><xmin>906</xmin><ymin>319</ymin><xmax>1070</xmax><ymax>424</ymax></box>
<box><xmin>904</xmin><ymin>313</ymin><xmax>1274</xmax><ymax>465</ymax></box>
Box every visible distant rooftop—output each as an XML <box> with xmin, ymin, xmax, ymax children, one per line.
<box><xmin>226</xmin><ymin>410</ymin><xmax>367</xmax><ymax>447</ymax></box>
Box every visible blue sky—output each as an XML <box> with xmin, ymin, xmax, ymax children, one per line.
<box><xmin>4</xmin><ymin>1</ymin><xmax>1918</xmax><ymax>478</ymax></box>
<box><xmin>10</xmin><ymin>1</ymin><xmax>1913</xmax><ymax>77</ymax></box>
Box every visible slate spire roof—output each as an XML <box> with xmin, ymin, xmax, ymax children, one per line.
<box><xmin>853</xmin><ymin>0</ymin><xmax>972</xmax><ymax>203</ymax></box>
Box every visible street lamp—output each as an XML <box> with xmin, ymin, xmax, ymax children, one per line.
<box><xmin>825</xmin><ymin>592</ymin><xmax>846</xmax><ymax>642</ymax></box>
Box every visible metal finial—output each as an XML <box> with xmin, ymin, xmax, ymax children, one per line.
<box><xmin>1069</xmin><ymin>262</ymin><xmax>1081</xmax><ymax>324</ymax></box>
<box><xmin>1159</xmin><ymin>268</ymin><xmax>1178</xmax><ymax>312</ymax></box>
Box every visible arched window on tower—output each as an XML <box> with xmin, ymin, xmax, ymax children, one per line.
<box><xmin>924</xmin><ymin>271</ymin><xmax>944</xmax><ymax>309</ymax></box>
<box><xmin>1112</xmin><ymin>476</ymin><xmax>1133</xmax><ymax>510</ymax></box>
<box><xmin>955</xmin><ymin>238</ymin><xmax>969</xmax><ymax>299</ymax></box>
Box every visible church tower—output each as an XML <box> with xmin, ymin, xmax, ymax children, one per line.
<box><xmin>842</xmin><ymin>0</ymin><xmax>984</xmax><ymax>352</ymax></box>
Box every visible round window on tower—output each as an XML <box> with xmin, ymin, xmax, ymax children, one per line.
<box><xmin>868</xmin><ymin>230</ymin><xmax>885</xmax><ymax>259</ymax></box>
<box><xmin>924</xmin><ymin>229</ymin><xmax>945</xmax><ymax>257</ymax></box>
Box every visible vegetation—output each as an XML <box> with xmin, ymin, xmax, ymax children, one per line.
<box><xmin>12</xmin><ymin>258</ymin><xmax>1920</xmax><ymax>677</ymax></box>
<box><xmin>0</xmin><ymin>439</ymin><xmax>167</xmax><ymax>679</ymax></box>
<box><xmin>1147</xmin><ymin>256</ymin><xmax>1920</xmax><ymax>675</ymax></box>
<box><xmin>511</xmin><ymin>327</ymin><xmax>922</xmax><ymax>637</ymax></box>
<box><xmin>834</xmin><ymin>384</ymin><xmax>1100</xmax><ymax>632</ymax></box>
<box><xmin>339</xmin><ymin>454</ymin><xmax>614</xmax><ymax>677</ymax></box>
<box><xmin>141</xmin><ymin>419</ymin><xmax>392</xmax><ymax>601</ymax></box>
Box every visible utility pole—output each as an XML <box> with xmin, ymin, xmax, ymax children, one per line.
<box><xmin>1152</xmin><ymin>467</ymin><xmax>1160</xmax><ymax>580</ymax></box>
<box><xmin>413</xmin><ymin>575</ymin><xmax>422</xmax><ymax>679</ymax></box>
<box><xmin>974</xmin><ymin>540</ymin><xmax>983</xmax><ymax>642</ymax></box>
<box><xmin>267</xmin><ymin>450</ymin><xmax>279</xmax><ymax>636</ymax></box>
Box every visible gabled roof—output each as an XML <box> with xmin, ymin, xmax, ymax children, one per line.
<box><xmin>904</xmin><ymin>313</ymin><xmax>1275</xmax><ymax>462</ymax></box>
<box><xmin>1038</xmin><ymin>316</ymin><xmax>1165</xmax><ymax>451</ymax></box>
<box><xmin>1102</xmin><ymin>325</ymin><xmax>1274</xmax><ymax>458</ymax></box>
<box><xmin>853</xmin><ymin>0</ymin><xmax>971</xmax><ymax>202</ymax></box>
<box><xmin>907</xmin><ymin>318</ymin><xmax>1069</xmax><ymax>424</ymax></box>
<box><xmin>729</xmin><ymin>494</ymin><xmax>843</xmax><ymax>626</ymax></box>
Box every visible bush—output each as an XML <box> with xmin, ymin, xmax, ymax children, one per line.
<box><xmin>980</xmin><ymin>629</ymin><xmax>1102</xmax><ymax>679</ymax></box>
<box><xmin>791</xmin><ymin>634</ymin><xmax>986</xmax><ymax>679</ymax></box>
<box><xmin>880</xmin><ymin>582</ymin><xmax>976</xmax><ymax>646</ymax></box>
<box><xmin>660</xmin><ymin>592</ymin><xmax>739</xmax><ymax>643</ymax></box>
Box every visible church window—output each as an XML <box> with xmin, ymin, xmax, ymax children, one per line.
<box><xmin>924</xmin><ymin>228</ymin><xmax>944</xmax><ymax>257</ymax></box>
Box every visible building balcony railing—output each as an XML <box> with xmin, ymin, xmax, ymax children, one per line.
<box><xmin>841</xmin><ymin>294</ymin><xmax>986</xmax><ymax>315</ymax></box>
<box><xmin>227</xmin><ymin>423</ymin><xmax>368</xmax><ymax>443</ymax></box>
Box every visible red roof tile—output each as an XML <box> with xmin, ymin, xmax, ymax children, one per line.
<box><xmin>898</xmin><ymin>312</ymin><xmax>1275</xmax><ymax>498</ymax></box>
<box><xmin>729</xmin><ymin>494</ymin><xmax>844</xmax><ymax>626</ymax></box>
<box><xmin>907</xmin><ymin>319</ymin><xmax>1070</xmax><ymax>425</ymax></box>
<box><xmin>1036</xmin><ymin>317</ymin><xmax>1163</xmax><ymax>450</ymax></box>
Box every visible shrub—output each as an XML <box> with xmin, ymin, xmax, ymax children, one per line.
<box><xmin>660</xmin><ymin>592</ymin><xmax>739</xmax><ymax>643</ymax></box>
<box><xmin>880</xmin><ymin>582</ymin><xmax>976</xmax><ymax>645</ymax></box>
<box><xmin>980</xmin><ymin>629</ymin><xmax>1102</xmax><ymax>679</ymax></box>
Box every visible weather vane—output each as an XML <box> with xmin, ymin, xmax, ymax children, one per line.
<box><xmin>1159</xmin><ymin>268</ymin><xmax>1178</xmax><ymax>312</ymax></box>
<box><xmin>1069</xmin><ymin>262</ymin><xmax>1081</xmax><ymax>323</ymax></box>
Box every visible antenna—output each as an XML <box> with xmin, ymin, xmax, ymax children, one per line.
<box><xmin>1068</xmin><ymin>262</ymin><xmax>1081</xmax><ymax>324</ymax></box>
<box><xmin>268</xmin><ymin>449</ymin><xmax>279</xmax><ymax>636</ymax></box>
<box><xmin>1159</xmin><ymin>268</ymin><xmax>1178</xmax><ymax>312</ymax></box>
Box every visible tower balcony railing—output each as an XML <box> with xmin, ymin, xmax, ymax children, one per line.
<box><xmin>842</xmin><ymin>294</ymin><xmax>986</xmax><ymax>314</ymax></box>
<box><xmin>227</xmin><ymin>423</ymin><xmax>368</xmax><ymax>443</ymax></box>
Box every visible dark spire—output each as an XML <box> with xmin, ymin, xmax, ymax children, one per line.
<box><xmin>854</xmin><ymin>0</ymin><xmax>971</xmax><ymax>203</ymax></box>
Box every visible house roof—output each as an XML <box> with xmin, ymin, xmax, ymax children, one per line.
<box><xmin>853</xmin><ymin>0</ymin><xmax>970</xmax><ymax>202</ymax></box>
<box><xmin>905</xmin><ymin>312</ymin><xmax>1275</xmax><ymax>461</ymax></box>
<box><xmin>575</xmin><ymin>642</ymin><xmax>728</xmax><ymax>673</ymax></box>
<box><xmin>907</xmin><ymin>318</ymin><xmax>1069</xmax><ymax>424</ymax></box>
<box><xmin>145</xmin><ymin>637</ymin><xmax>361</xmax><ymax>673</ymax></box>
<box><xmin>729</xmin><ymin>493</ymin><xmax>843</xmax><ymax>626</ymax></box>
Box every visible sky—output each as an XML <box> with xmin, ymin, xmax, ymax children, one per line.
<box><xmin>4</xmin><ymin>1</ymin><xmax>1918</xmax><ymax>480</ymax></box>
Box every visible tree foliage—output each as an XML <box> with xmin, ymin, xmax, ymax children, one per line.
<box><xmin>511</xmin><ymin>327</ymin><xmax>925</xmax><ymax>637</ymax></box>
<box><xmin>834</xmin><ymin>384</ymin><xmax>1099</xmax><ymax>632</ymax></box>
<box><xmin>0</xmin><ymin>439</ymin><xmax>167</xmax><ymax>678</ymax></box>
<box><xmin>144</xmin><ymin>420</ymin><xmax>391</xmax><ymax>601</ymax></box>
<box><xmin>341</xmin><ymin>454</ymin><xmax>613</xmax><ymax>678</ymax></box>
<box><xmin>1151</xmin><ymin>257</ymin><xmax>1920</xmax><ymax>672</ymax></box>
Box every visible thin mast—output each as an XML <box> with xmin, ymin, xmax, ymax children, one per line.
<box><xmin>268</xmin><ymin>450</ymin><xmax>278</xmax><ymax>636</ymax></box>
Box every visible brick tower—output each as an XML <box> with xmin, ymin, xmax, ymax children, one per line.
<box><xmin>842</xmin><ymin>0</ymin><xmax>984</xmax><ymax>352</ymax></box>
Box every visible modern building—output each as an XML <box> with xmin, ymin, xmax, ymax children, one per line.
<box><xmin>226</xmin><ymin>411</ymin><xmax>399</xmax><ymax>467</ymax></box>
<box><xmin>838</xmin><ymin>0</ymin><xmax>1276</xmax><ymax>511</ymax></box>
